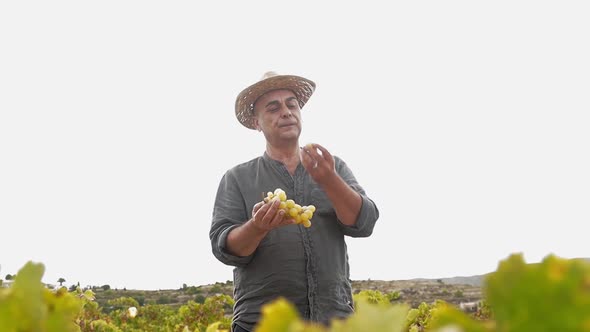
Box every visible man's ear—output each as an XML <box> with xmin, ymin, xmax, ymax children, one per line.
<box><xmin>254</xmin><ymin>118</ymin><xmax>261</xmax><ymax>132</ymax></box>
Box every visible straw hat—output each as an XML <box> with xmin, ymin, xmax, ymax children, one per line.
<box><xmin>235</xmin><ymin>71</ymin><xmax>316</xmax><ymax>129</ymax></box>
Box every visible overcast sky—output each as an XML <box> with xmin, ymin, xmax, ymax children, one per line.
<box><xmin>1</xmin><ymin>1</ymin><xmax>589</xmax><ymax>290</ymax></box>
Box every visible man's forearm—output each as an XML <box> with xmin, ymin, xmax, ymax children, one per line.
<box><xmin>225</xmin><ymin>220</ymin><xmax>269</xmax><ymax>257</ymax></box>
<box><xmin>321</xmin><ymin>174</ymin><xmax>362</xmax><ymax>226</ymax></box>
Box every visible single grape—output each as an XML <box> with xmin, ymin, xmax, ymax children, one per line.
<box><xmin>278</xmin><ymin>192</ymin><xmax>287</xmax><ymax>201</ymax></box>
<box><xmin>289</xmin><ymin>208</ymin><xmax>299</xmax><ymax>218</ymax></box>
<box><xmin>302</xmin><ymin>210</ymin><xmax>313</xmax><ymax>220</ymax></box>
<box><xmin>300</xmin><ymin>212</ymin><xmax>310</xmax><ymax>222</ymax></box>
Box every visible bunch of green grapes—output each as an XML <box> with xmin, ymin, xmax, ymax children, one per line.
<box><xmin>263</xmin><ymin>188</ymin><xmax>316</xmax><ymax>228</ymax></box>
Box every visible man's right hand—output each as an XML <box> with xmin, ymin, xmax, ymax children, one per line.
<box><xmin>225</xmin><ymin>198</ymin><xmax>295</xmax><ymax>257</ymax></box>
<box><xmin>250</xmin><ymin>198</ymin><xmax>294</xmax><ymax>232</ymax></box>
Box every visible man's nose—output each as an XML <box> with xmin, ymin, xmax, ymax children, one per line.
<box><xmin>280</xmin><ymin>106</ymin><xmax>292</xmax><ymax>117</ymax></box>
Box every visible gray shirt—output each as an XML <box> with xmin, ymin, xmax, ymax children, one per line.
<box><xmin>210</xmin><ymin>152</ymin><xmax>379</xmax><ymax>331</ymax></box>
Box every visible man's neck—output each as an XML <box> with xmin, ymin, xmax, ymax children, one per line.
<box><xmin>265</xmin><ymin>142</ymin><xmax>300</xmax><ymax>166</ymax></box>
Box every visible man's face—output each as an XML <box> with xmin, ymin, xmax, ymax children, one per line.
<box><xmin>253</xmin><ymin>89</ymin><xmax>302</xmax><ymax>143</ymax></box>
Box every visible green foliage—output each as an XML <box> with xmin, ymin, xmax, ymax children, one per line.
<box><xmin>254</xmin><ymin>297</ymin><xmax>313</xmax><ymax>332</ymax></box>
<box><xmin>0</xmin><ymin>261</ymin><xmax>232</xmax><ymax>332</ymax></box>
<box><xmin>472</xmin><ymin>300</ymin><xmax>492</xmax><ymax>321</ymax></box>
<box><xmin>430</xmin><ymin>303</ymin><xmax>492</xmax><ymax>332</ymax></box>
<box><xmin>89</xmin><ymin>319</ymin><xmax>123</xmax><ymax>332</ymax></box>
<box><xmin>156</xmin><ymin>295</ymin><xmax>171</xmax><ymax>304</ymax></box>
<box><xmin>354</xmin><ymin>290</ymin><xmax>401</xmax><ymax>304</ymax></box>
<box><xmin>4</xmin><ymin>254</ymin><xmax>590</xmax><ymax>332</ymax></box>
<box><xmin>210</xmin><ymin>284</ymin><xmax>223</xmax><ymax>293</ymax></box>
<box><xmin>331</xmin><ymin>298</ymin><xmax>409</xmax><ymax>332</ymax></box>
<box><xmin>186</xmin><ymin>286</ymin><xmax>203</xmax><ymax>295</ymax></box>
<box><xmin>254</xmin><ymin>254</ymin><xmax>590</xmax><ymax>332</ymax></box>
<box><xmin>0</xmin><ymin>262</ymin><xmax>82</xmax><ymax>332</ymax></box>
<box><xmin>255</xmin><ymin>296</ymin><xmax>409</xmax><ymax>332</ymax></box>
<box><xmin>404</xmin><ymin>300</ymin><xmax>446</xmax><ymax>332</ymax></box>
<box><xmin>430</xmin><ymin>253</ymin><xmax>590</xmax><ymax>332</ymax></box>
<box><xmin>107</xmin><ymin>297</ymin><xmax>140</xmax><ymax>310</ymax></box>
<box><xmin>354</xmin><ymin>290</ymin><xmax>390</xmax><ymax>305</ymax></box>
<box><xmin>387</xmin><ymin>291</ymin><xmax>401</xmax><ymax>301</ymax></box>
<box><xmin>485</xmin><ymin>254</ymin><xmax>590</xmax><ymax>331</ymax></box>
<box><xmin>133</xmin><ymin>295</ymin><xmax>145</xmax><ymax>306</ymax></box>
<box><xmin>176</xmin><ymin>294</ymin><xmax>234</xmax><ymax>331</ymax></box>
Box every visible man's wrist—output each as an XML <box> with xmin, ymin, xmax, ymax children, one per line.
<box><xmin>317</xmin><ymin>172</ymin><xmax>343</xmax><ymax>192</ymax></box>
<box><xmin>246</xmin><ymin>218</ymin><xmax>269</xmax><ymax>236</ymax></box>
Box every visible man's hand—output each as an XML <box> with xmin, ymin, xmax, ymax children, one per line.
<box><xmin>250</xmin><ymin>198</ymin><xmax>294</xmax><ymax>232</ymax></box>
<box><xmin>300</xmin><ymin>143</ymin><xmax>337</xmax><ymax>185</ymax></box>
<box><xmin>300</xmin><ymin>142</ymin><xmax>363</xmax><ymax>227</ymax></box>
<box><xmin>225</xmin><ymin>198</ymin><xmax>295</xmax><ymax>257</ymax></box>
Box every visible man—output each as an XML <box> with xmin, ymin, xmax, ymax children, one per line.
<box><xmin>209</xmin><ymin>72</ymin><xmax>379</xmax><ymax>332</ymax></box>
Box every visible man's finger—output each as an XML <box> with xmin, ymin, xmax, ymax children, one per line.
<box><xmin>253</xmin><ymin>201</ymin><xmax>264</xmax><ymax>213</ymax></box>
<box><xmin>314</xmin><ymin>143</ymin><xmax>333</xmax><ymax>162</ymax></box>
<box><xmin>300</xmin><ymin>147</ymin><xmax>316</xmax><ymax>170</ymax></box>
<box><xmin>305</xmin><ymin>143</ymin><xmax>322</xmax><ymax>161</ymax></box>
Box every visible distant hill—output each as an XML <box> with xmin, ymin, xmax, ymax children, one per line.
<box><xmin>394</xmin><ymin>274</ymin><xmax>486</xmax><ymax>288</ymax></box>
<box><xmin>417</xmin><ymin>257</ymin><xmax>590</xmax><ymax>287</ymax></box>
<box><xmin>430</xmin><ymin>274</ymin><xmax>489</xmax><ymax>287</ymax></box>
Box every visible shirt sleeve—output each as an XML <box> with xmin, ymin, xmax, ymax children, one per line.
<box><xmin>334</xmin><ymin>158</ymin><xmax>380</xmax><ymax>238</ymax></box>
<box><xmin>209</xmin><ymin>171</ymin><xmax>255</xmax><ymax>267</ymax></box>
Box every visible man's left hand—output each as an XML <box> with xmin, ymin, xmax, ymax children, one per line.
<box><xmin>300</xmin><ymin>143</ymin><xmax>336</xmax><ymax>184</ymax></box>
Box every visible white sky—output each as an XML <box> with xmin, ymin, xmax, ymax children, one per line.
<box><xmin>1</xmin><ymin>1</ymin><xmax>589</xmax><ymax>290</ymax></box>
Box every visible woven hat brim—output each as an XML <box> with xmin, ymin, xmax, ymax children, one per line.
<box><xmin>235</xmin><ymin>75</ymin><xmax>316</xmax><ymax>129</ymax></box>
